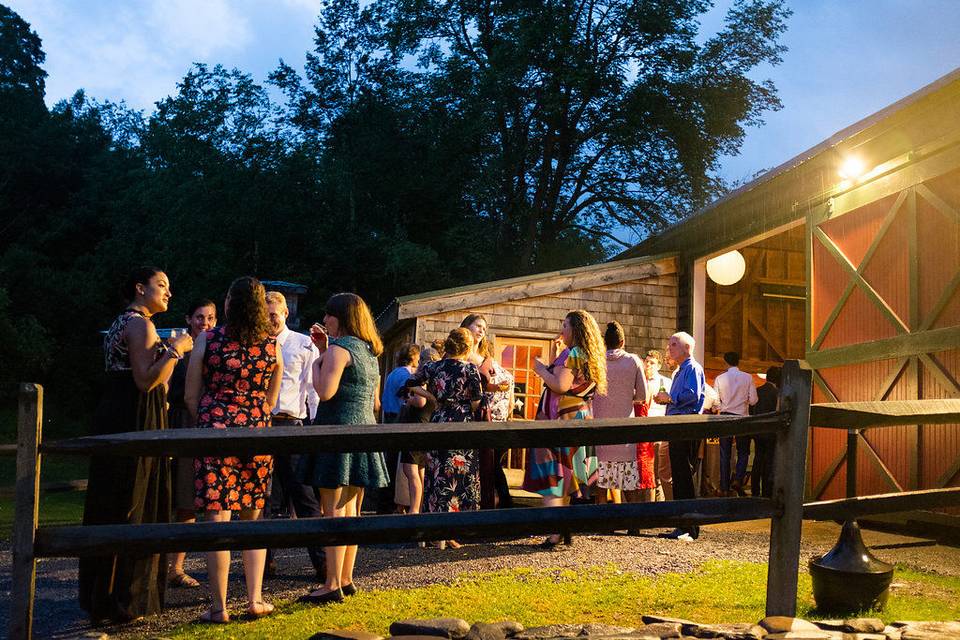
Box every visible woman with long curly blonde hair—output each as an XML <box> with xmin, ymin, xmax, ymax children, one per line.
<box><xmin>523</xmin><ymin>309</ymin><xmax>607</xmax><ymax>548</ymax></box>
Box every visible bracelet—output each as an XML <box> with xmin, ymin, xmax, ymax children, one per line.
<box><xmin>164</xmin><ymin>343</ymin><xmax>183</xmax><ymax>360</ymax></box>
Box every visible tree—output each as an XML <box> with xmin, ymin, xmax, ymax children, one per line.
<box><xmin>278</xmin><ymin>0</ymin><xmax>790</xmax><ymax>271</ymax></box>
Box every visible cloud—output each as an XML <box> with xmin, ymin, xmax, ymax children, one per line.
<box><xmin>14</xmin><ymin>0</ymin><xmax>254</xmax><ymax>110</ymax></box>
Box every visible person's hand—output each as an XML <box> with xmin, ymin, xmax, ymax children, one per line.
<box><xmin>532</xmin><ymin>357</ymin><xmax>547</xmax><ymax>375</ymax></box>
<box><xmin>309</xmin><ymin>323</ymin><xmax>329</xmax><ymax>352</ymax></box>
<box><xmin>170</xmin><ymin>332</ymin><xmax>194</xmax><ymax>355</ymax></box>
<box><xmin>653</xmin><ymin>390</ymin><xmax>671</xmax><ymax>405</ymax></box>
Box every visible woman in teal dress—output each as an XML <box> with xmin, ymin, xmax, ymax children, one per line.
<box><xmin>297</xmin><ymin>292</ymin><xmax>388</xmax><ymax>604</ymax></box>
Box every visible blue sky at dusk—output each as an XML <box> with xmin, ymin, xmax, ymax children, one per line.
<box><xmin>11</xmin><ymin>0</ymin><xmax>960</xmax><ymax>189</ymax></box>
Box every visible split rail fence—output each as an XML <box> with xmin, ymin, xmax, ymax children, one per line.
<box><xmin>9</xmin><ymin>361</ymin><xmax>960</xmax><ymax>639</ymax></box>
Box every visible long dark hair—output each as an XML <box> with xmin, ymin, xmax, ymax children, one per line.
<box><xmin>325</xmin><ymin>292</ymin><xmax>383</xmax><ymax>356</ymax></box>
<box><xmin>224</xmin><ymin>276</ymin><xmax>270</xmax><ymax>346</ymax></box>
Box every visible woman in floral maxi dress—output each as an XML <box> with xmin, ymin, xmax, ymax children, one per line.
<box><xmin>402</xmin><ymin>328</ymin><xmax>483</xmax><ymax>548</ymax></box>
<box><xmin>523</xmin><ymin>309</ymin><xmax>607</xmax><ymax>547</ymax></box>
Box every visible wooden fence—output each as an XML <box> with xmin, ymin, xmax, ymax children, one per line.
<box><xmin>8</xmin><ymin>361</ymin><xmax>960</xmax><ymax>639</ymax></box>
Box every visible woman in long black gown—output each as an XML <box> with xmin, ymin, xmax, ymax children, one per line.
<box><xmin>78</xmin><ymin>267</ymin><xmax>194</xmax><ymax>625</ymax></box>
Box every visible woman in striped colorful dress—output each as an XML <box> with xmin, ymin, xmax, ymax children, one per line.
<box><xmin>522</xmin><ymin>309</ymin><xmax>607</xmax><ymax>547</ymax></box>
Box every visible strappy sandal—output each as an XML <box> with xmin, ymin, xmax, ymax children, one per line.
<box><xmin>243</xmin><ymin>600</ymin><xmax>275</xmax><ymax>619</ymax></box>
<box><xmin>197</xmin><ymin>608</ymin><xmax>230</xmax><ymax>624</ymax></box>
<box><xmin>169</xmin><ymin>572</ymin><xmax>201</xmax><ymax>588</ymax></box>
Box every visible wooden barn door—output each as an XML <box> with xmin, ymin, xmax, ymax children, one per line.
<box><xmin>806</xmin><ymin>169</ymin><xmax>960</xmax><ymax>501</ymax></box>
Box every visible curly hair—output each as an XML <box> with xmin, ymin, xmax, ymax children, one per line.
<box><xmin>443</xmin><ymin>328</ymin><xmax>474</xmax><ymax>359</ymax></box>
<box><xmin>224</xmin><ymin>276</ymin><xmax>271</xmax><ymax>346</ymax></box>
<box><xmin>566</xmin><ymin>310</ymin><xmax>607</xmax><ymax>395</ymax></box>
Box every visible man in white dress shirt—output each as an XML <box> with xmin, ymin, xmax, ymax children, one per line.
<box><xmin>714</xmin><ymin>351</ymin><xmax>758</xmax><ymax>496</ymax></box>
<box><xmin>265</xmin><ymin>291</ymin><xmax>323</xmax><ymax>577</ymax></box>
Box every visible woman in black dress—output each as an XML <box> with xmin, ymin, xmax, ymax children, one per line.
<box><xmin>79</xmin><ymin>267</ymin><xmax>193</xmax><ymax>625</ymax></box>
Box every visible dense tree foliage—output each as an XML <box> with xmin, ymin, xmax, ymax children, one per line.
<box><xmin>0</xmin><ymin>2</ymin><xmax>788</xmax><ymax>431</ymax></box>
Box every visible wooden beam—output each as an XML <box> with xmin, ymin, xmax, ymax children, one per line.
<box><xmin>705</xmin><ymin>293</ymin><xmax>741</xmax><ymax>331</ymax></box>
<box><xmin>805</xmin><ymin>325</ymin><xmax>960</xmax><ymax>369</ymax></box>
<box><xmin>813</xmin><ymin>227</ymin><xmax>910</xmax><ymax>335</ymax></box>
<box><xmin>10</xmin><ymin>384</ymin><xmax>42</xmax><ymax>640</ymax></box>
<box><xmin>809</xmin><ymin>399</ymin><xmax>960</xmax><ymax>428</ymax></box>
<box><xmin>766</xmin><ymin>361</ymin><xmax>812</xmax><ymax>617</ymax></box>
<box><xmin>34</xmin><ymin>498</ymin><xmax>779</xmax><ymax>557</ymax></box>
<box><xmin>919</xmin><ymin>269</ymin><xmax>960</xmax><ymax>332</ymax></box>
<box><xmin>749</xmin><ymin>317</ymin><xmax>786</xmax><ymax>361</ymax></box>
<box><xmin>812</xmin><ymin>370</ymin><xmax>840</xmax><ymax>403</ymax></box>
<box><xmin>919</xmin><ymin>353</ymin><xmax>960</xmax><ymax>397</ymax></box>
<box><xmin>812</xmin><ymin>189</ymin><xmax>907</xmax><ymax>350</ymax></box>
<box><xmin>935</xmin><ymin>455</ymin><xmax>960</xmax><ymax>489</ymax></box>
<box><xmin>398</xmin><ymin>256</ymin><xmax>677</xmax><ymax>319</ymax></box>
<box><xmin>858</xmin><ymin>432</ymin><xmax>904</xmax><ymax>493</ymax></box>
<box><xmin>804</xmin><ymin>487</ymin><xmax>960</xmax><ymax>521</ymax></box>
<box><xmin>810</xmin><ymin>448</ymin><xmax>847</xmax><ymax>501</ymax></box>
<box><xmin>42</xmin><ymin>413</ymin><xmax>787</xmax><ymax>458</ymax></box>
<box><xmin>916</xmin><ymin>182</ymin><xmax>960</xmax><ymax>224</ymax></box>
<box><xmin>875</xmin><ymin>358</ymin><xmax>909</xmax><ymax>402</ymax></box>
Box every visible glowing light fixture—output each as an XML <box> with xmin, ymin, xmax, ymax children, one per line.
<box><xmin>839</xmin><ymin>156</ymin><xmax>867</xmax><ymax>181</ymax></box>
<box><xmin>706</xmin><ymin>250</ymin><xmax>746</xmax><ymax>286</ymax></box>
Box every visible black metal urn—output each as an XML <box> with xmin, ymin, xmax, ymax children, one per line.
<box><xmin>809</xmin><ymin>519</ymin><xmax>894</xmax><ymax>613</ymax></box>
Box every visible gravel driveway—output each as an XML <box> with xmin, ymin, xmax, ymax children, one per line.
<box><xmin>2</xmin><ymin>520</ymin><xmax>958</xmax><ymax>639</ymax></box>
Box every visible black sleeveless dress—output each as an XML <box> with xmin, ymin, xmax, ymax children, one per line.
<box><xmin>78</xmin><ymin>310</ymin><xmax>171</xmax><ymax>624</ymax></box>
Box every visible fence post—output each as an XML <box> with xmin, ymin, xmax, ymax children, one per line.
<box><xmin>10</xmin><ymin>383</ymin><xmax>43</xmax><ymax>640</ymax></box>
<box><xmin>766</xmin><ymin>361</ymin><xmax>812</xmax><ymax>616</ymax></box>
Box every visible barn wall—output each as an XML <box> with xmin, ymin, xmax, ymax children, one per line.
<box><xmin>412</xmin><ymin>273</ymin><xmax>679</xmax><ymax>356</ymax></box>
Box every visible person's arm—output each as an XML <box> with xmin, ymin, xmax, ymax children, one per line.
<box><xmin>467</xmin><ymin>365</ymin><xmax>483</xmax><ymax>412</ymax></box>
<box><xmin>408</xmin><ymin>385</ymin><xmax>438</xmax><ymax>406</ymax></box>
<box><xmin>184</xmin><ymin>331</ymin><xmax>207</xmax><ymax>422</ymax></box>
<box><xmin>127</xmin><ymin>316</ymin><xmax>193</xmax><ymax>392</ymax></box>
<box><xmin>303</xmin><ymin>342</ymin><xmax>321</xmax><ymax>420</ymax></box>
<box><xmin>398</xmin><ymin>365</ymin><xmax>429</xmax><ymax>394</ymax></box>
<box><xmin>533</xmin><ymin>358</ymin><xmax>574</xmax><ymax>394</ymax></box>
<box><xmin>633</xmin><ymin>356</ymin><xmax>649</xmax><ymax>404</ymax></box>
<box><xmin>263</xmin><ymin>345</ymin><xmax>284</xmax><ymax>416</ymax></box>
<box><xmin>373</xmin><ymin>381</ymin><xmax>381</xmax><ymax>416</ymax></box>
<box><xmin>748</xmin><ymin>376</ymin><xmax>759</xmax><ymax>406</ymax></box>
<box><xmin>313</xmin><ymin>344</ymin><xmax>351</xmax><ymax>402</ymax></box>
<box><xmin>670</xmin><ymin>367</ymin><xmax>702</xmax><ymax>409</ymax></box>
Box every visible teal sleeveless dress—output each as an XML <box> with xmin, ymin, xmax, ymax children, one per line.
<box><xmin>297</xmin><ymin>336</ymin><xmax>389</xmax><ymax>489</ymax></box>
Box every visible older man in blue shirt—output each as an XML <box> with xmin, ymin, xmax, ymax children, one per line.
<box><xmin>653</xmin><ymin>331</ymin><xmax>705</xmax><ymax>540</ymax></box>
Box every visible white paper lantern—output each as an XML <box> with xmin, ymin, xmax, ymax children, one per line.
<box><xmin>706</xmin><ymin>250</ymin><xmax>746</xmax><ymax>286</ymax></box>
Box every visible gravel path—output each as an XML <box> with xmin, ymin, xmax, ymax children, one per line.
<box><xmin>2</xmin><ymin>520</ymin><xmax>958</xmax><ymax>639</ymax></box>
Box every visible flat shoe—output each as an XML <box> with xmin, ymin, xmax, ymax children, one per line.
<box><xmin>341</xmin><ymin>583</ymin><xmax>358</xmax><ymax>597</ymax></box>
<box><xmin>197</xmin><ymin>608</ymin><xmax>230</xmax><ymax>624</ymax></box>
<box><xmin>297</xmin><ymin>588</ymin><xmax>344</xmax><ymax>605</ymax></box>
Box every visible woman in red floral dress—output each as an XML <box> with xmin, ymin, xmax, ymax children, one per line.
<box><xmin>185</xmin><ymin>276</ymin><xmax>283</xmax><ymax>623</ymax></box>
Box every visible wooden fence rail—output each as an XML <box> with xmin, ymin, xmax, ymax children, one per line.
<box><xmin>9</xmin><ymin>361</ymin><xmax>960</xmax><ymax>639</ymax></box>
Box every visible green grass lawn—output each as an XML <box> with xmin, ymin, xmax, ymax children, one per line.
<box><xmin>0</xmin><ymin>489</ymin><xmax>85</xmax><ymax>540</ymax></box>
<box><xmin>160</xmin><ymin>561</ymin><xmax>960</xmax><ymax>640</ymax></box>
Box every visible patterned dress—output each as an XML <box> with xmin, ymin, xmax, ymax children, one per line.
<box><xmin>522</xmin><ymin>347</ymin><xmax>598</xmax><ymax>497</ymax></box>
<box><xmin>404</xmin><ymin>358</ymin><xmax>483</xmax><ymax>512</ymax></box>
<box><xmin>194</xmin><ymin>326</ymin><xmax>278</xmax><ymax>512</ymax></box>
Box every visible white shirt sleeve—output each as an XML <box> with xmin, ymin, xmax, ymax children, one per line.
<box><xmin>303</xmin><ymin>340</ymin><xmax>320</xmax><ymax>421</ymax></box>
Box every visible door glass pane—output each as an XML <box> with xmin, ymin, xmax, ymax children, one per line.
<box><xmin>501</xmin><ymin>346</ymin><xmax>514</xmax><ymax>368</ymax></box>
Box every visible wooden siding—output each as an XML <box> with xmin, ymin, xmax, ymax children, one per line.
<box><xmin>807</xmin><ymin>164</ymin><xmax>960</xmax><ymax>503</ymax></box>
<box><xmin>704</xmin><ymin>225</ymin><xmax>805</xmax><ymax>374</ymax></box>
<box><xmin>412</xmin><ymin>274</ymin><xmax>679</xmax><ymax>356</ymax></box>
